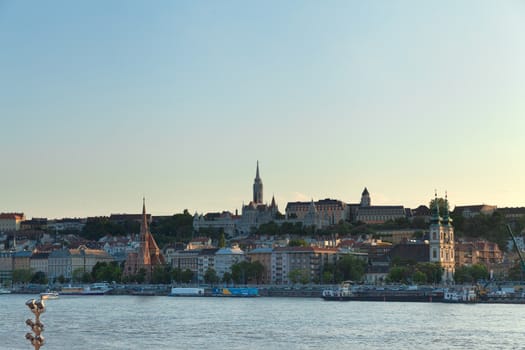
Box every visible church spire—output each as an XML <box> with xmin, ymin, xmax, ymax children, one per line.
<box><xmin>253</xmin><ymin>161</ymin><xmax>263</xmax><ymax>204</ymax></box>
<box><xmin>430</xmin><ymin>190</ymin><xmax>442</xmax><ymax>225</ymax></box>
<box><xmin>442</xmin><ymin>191</ymin><xmax>453</xmax><ymax>226</ymax></box>
<box><xmin>141</xmin><ymin>197</ymin><xmax>149</xmax><ymax>239</ymax></box>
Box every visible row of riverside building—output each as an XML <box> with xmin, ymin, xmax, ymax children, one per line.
<box><xmin>1</xmin><ymin>162</ymin><xmax>524</xmax><ymax>285</ymax></box>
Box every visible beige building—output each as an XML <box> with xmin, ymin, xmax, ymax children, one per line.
<box><xmin>30</xmin><ymin>252</ymin><xmax>50</xmax><ymax>275</ymax></box>
<box><xmin>272</xmin><ymin>246</ymin><xmax>338</xmax><ymax>284</ymax></box>
<box><xmin>70</xmin><ymin>246</ymin><xmax>113</xmax><ymax>276</ymax></box>
<box><xmin>247</xmin><ymin>248</ymin><xmax>273</xmax><ymax>284</ymax></box>
<box><xmin>13</xmin><ymin>251</ymin><xmax>32</xmax><ymax>271</ymax></box>
<box><xmin>453</xmin><ymin>204</ymin><xmax>497</xmax><ymax>218</ymax></box>
<box><xmin>171</xmin><ymin>249</ymin><xmax>200</xmax><ymax>273</ymax></box>
<box><xmin>48</xmin><ymin>247</ymin><xmax>113</xmax><ymax>281</ymax></box>
<box><xmin>354</xmin><ymin>188</ymin><xmax>406</xmax><ymax>224</ymax></box>
<box><xmin>285</xmin><ymin>199</ymin><xmax>349</xmax><ymax>226</ymax></box>
<box><xmin>455</xmin><ymin>240</ymin><xmax>503</xmax><ymax>267</ymax></box>
<box><xmin>48</xmin><ymin>248</ymin><xmax>72</xmax><ymax>280</ymax></box>
<box><xmin>0</xmin><ymin>213</ymin><xmax>25</xmax><ymax>232</ymax></box>
<box><xmin>0</xmin><ymin>252</ymin><xmax>13</xmax><ymax>282</ymax></box>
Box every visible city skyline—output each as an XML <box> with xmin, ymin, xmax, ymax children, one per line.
<box><xmin>1</xmin><ymin>1</ymin><xmax>524</xmax><ymax>218</ymax></box>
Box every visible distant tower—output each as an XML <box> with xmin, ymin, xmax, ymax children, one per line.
<box><xmin>429</xmin><ymin>192</ymin><xmax>455</xmax><ymax>283</ymax></box>
<box><xmin>360</xmin><ymin>187</ymin><xmax>371</xmax><ymax>207</ymax></box>
<box><xmin>124</xmin><ymin>198</ymin><xmax>166</xmax><ymax>281</ymax></box>
<box><xmin>270</xmin><ymin>194</ymin><xmax>278</xmax><ymax>215</ymax></box>
<box><xmin>253</xmin><ymin>161</ymin><xmax>263</xmax><ymax>204</ymax></box>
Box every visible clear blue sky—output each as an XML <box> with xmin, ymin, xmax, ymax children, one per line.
<box><xmin>1</xmin><ymin>1</ymin><xmax>524</xmax><ymax>218</ymax></box>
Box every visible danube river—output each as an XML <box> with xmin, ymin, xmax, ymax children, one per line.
<box><xmin>2</xmin><ymin>294</ymin><xmax>524</xmax><ymax>349</ymax></box>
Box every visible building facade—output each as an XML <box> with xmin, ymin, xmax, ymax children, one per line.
<box><xmin>285</xmin><ymin>199</ymin><xmax>349</xmax><ymax>226</ymax></box>
<box><xmin>247</xmin><ymin>247</ymin><xmax>273</xmax><ymax>284</ymax></box>
<box><xmin>354</xmin><ymin>188</ymin><xmax>406</xmax><ymax>224</ymax></box>
<box><xmin>0</xmin><ymin>213</ymin><xmax>25</xmax><ymax>232</ymax></box>
<box><xmin>271</xmin><ymin>247</ymin><xmax>338</xmax><ymax>284</ymax></box>
<box><xmin>214</xmin><ymin>246</ymin><xmax>245</xmax><ymax>279</ymax></box>
<box><xmin>429</xmin><ymin>194</ymin><xmax>455</xmax><ymax>283</ymax></box>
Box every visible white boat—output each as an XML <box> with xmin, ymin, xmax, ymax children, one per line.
<box><xmin>61</xmin><ymin>283</ymin><xmax>112</xmax><ymax>296</ymax></box>
<box><xmin>40</xmin><ymin>291</ymin><xmax>59</xmax><ymax>300</ymax></box>
<box><xmin>0</xmin><ymin>288</ymin><xmax>11</xmax><ymax>294</ymax></box>
<box><xmin>443</xmin><ymin>288</ymin><xmax>477</xmax><ymax>303</ymax></box>
<box><xmin>169</xmin><ymin>287</ymin><xmax>206</xmax><ymax>296</ymax></box>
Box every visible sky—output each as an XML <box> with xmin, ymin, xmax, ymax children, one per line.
<box><xmin>1</xmin><ymin>1</ymin><xmax>524</xmax><ymax>219</ymax></box>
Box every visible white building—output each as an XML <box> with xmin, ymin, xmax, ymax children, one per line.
<box><xmin>214</xmin><ymin>246</ymin><xmax>245</xmax><ymax>279</ymax></box>
<box><xmin>429</xmin><ymin>194</ymin><xmax>455</xmax><ymax>283</ymax></box>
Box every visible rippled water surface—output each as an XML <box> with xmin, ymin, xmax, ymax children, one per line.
<box><xmin>2</xmin><ymin>294</ymin><xmax>524</xmax><ymax>349</ymax></box>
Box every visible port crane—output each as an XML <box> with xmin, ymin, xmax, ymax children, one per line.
<box><xmin>506</xmin><ymin>224</ymin><xmax>525</xmax><ymax>280</ymax></box>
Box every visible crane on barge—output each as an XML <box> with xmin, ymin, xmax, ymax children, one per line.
<box><xmin>507</xmin><ymin>224</ymin><xmax>525</xmax><ymax>280</ymax></box>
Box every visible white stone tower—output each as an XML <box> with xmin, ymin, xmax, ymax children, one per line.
<box><xmin>429</xmin><ymin>192</ymin><xmax>455</xmax><ymax>283</ymax></box>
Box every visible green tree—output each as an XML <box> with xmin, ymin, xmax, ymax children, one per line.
<box><xmin>416</xmin><ymin>262</ymin><xmax>443</xmax><ymax>284</ymax></box>
<box><xmin>249</xmin><ymin>261</ymin><xmax>265</xmax><ymax>284</ymax></box>
<box><xmin>288</xmin><ymin>269</ymin><xmax>309</xmax><ymax>284</ymax></box>
<box><xmin>171</xmin><ymin>268</ymin><xmax>183</xmax><ymax>283</ymax></box>
<box><xmin>470</xmin><ymin>264</ymin><xmax>489</xmax><ymax>281</ymax></box>
<box><xmin>136</xmin><ymin>268</ymin><xmax>147</xmax><ymax>284</ymax></box>
<box><xmin>222</xmin><ymin>272</ymin><xmax>232</xmax><ymax>284</ymax></box>
<box><xmin>204</xmin><ymin>268</ymin><xmax>219</xmax><ymax>284</ymax></box>
<box><xmin>218</xmin><ymin>233</ymin><xmax>226</xmax><ymax>248</ymax></box>
<box><xmin>72</xmin><ymin>268</ymin><xmax>85</xmax><ymax>282</ymax></box>
<box><xmin>288</xmin><ymin>239</ymin><xmax>308</xmax><ymax>247</ymax></box>
<box><xmin>152</xmin><ymin>266</ymin><xmax>172</xmax><ymax>284</ymax></box>
<box><xmin>232</xmin><ymin>261</ymin><xmax>251</xmax><ymax>284</ymax></box>
<box><xmin>454</xmin><ymin>266</ymin><xmax>472</xmax><ymax>284</ymax></box>
<box><xmin>412</xmin><ymin>270</ymin><xmax>427</xmax><ymax>284</ymax></box>
<box><xmin>91</xmin><ymin>261</ymin><xmax>122</xmax><ymax>282</ymax></box>
<box><xmin>180</xmin><ymin>269</ymin><xmax>194</xmax><ymax>283</ymax></box>
<box><xmin>12</xmin><ymin>269</ymin><xmax>32</xmax><ymax>284</ymax></box>
<box><xmin>336</xmin><ymin>255</ymin><xmax>367</xmax><ymax>282</ymax></box>
<box><xmin>388</xmin><ymin>266</ymin><xmax>410</xmax><ymax>283</ymax></box>
<box><xmin>30</xmin><ymin>271</ymin><xmax>48</xmax><ymax>285</ymax></box>
<box><xmin>81</xmin><ymin>272</ymin><xmax>92</xmax><ymax>283</ymax></box>
<box><xmin>453</xmin><ymin>264</ymin><xmax>489</xmax><ymax>284</ymax></box>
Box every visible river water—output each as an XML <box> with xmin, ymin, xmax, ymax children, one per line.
<box><xmin>1</xmin><ymin>294</ymin><xmax>524</xmax><ymax>349</ymax></box>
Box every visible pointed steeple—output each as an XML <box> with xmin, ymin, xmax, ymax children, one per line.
<box><xmin>141</xmin><ymin>197</ymin><xmax>149</xmax><ymax>240</ymax></box>
<box><xmin>442</xmin><ymin>191</ymin><xmax>453</xmax><ymax>226</ymax></box>
<box><xmin>360</xmin><ymin>187</ymin><xmax>371</xmax><ymax>207</ymax></box>
<box><xmin>253</xmin><ymin>161</ymin><xmax>263</xmax><ymax>204</ymax></box>
<box><xmin>430</xmin><ymin>190</ymin><xmax>442</xmax><ymax>225</ymax></box>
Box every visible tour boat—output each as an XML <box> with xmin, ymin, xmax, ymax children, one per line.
<box><xmin>40</xmin><ymin>291</ymin><xmax>60</xmax><ymax>300</ymax></box>
<box><xmin>322</xmin><ymin>282</ymin><xmax>444</xmax><ymax>302</ymax></box>
<box><xmin>61</xmin><ymin>283</ymin><xmax>112</xmax><ymax>296</ymax></box>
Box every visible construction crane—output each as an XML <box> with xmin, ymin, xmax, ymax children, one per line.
<box><xmin>507</xmin><ymin>224</ymin><xmax>525</xmax><ymax>279</ymax></box>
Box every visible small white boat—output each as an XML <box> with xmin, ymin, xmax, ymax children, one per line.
<box><xmin>40</xmin><ymin>291</ymin><xmax>59</xmax><ymax>300</ymax></box>
<box><xmin>0</xmin><ymin>288</ymin><xmax>11</xmax><ymax>294</ymax></box>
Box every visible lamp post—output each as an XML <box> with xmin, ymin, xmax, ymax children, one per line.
<box><xmin>25</xmin><ymin>298</ymin><xmax>45</xmax><ymax>350</ymax></box>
